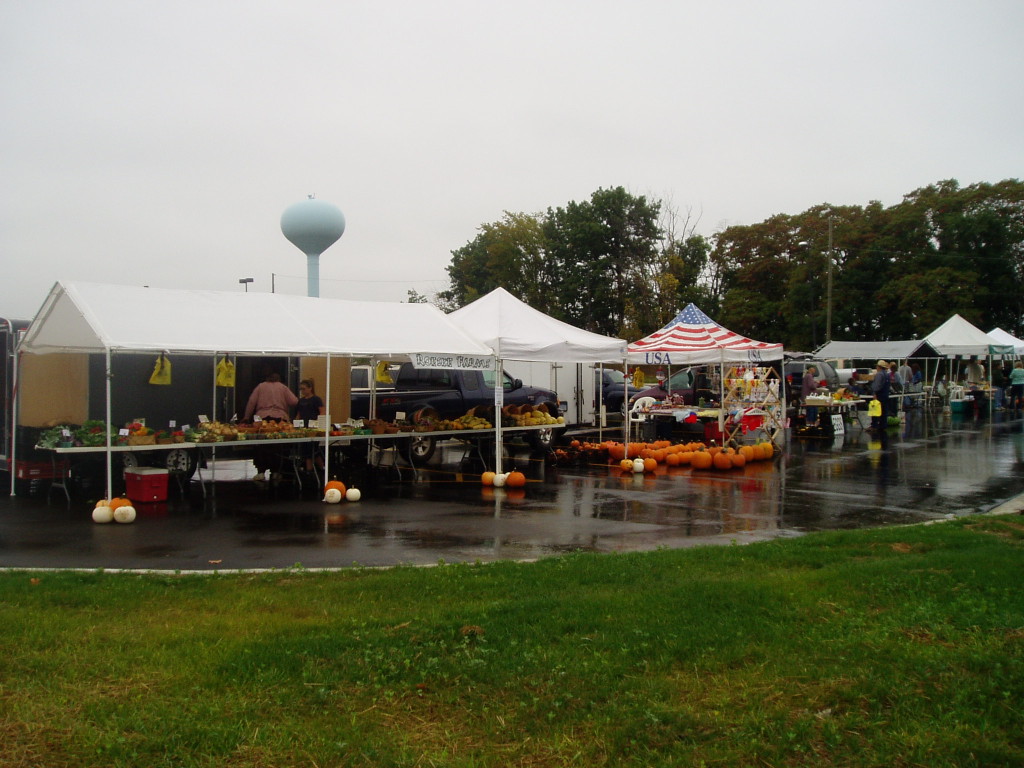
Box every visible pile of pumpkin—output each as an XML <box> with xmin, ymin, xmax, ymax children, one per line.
<box><xmin>480</xmin><ymin>470</ymin><xmax>527</xmax><ymax>487</ymax></box>
<box><xmin>92</xmin><ymin>497</ymin><xmax>137</xmax><ymax>524</ymax></box>
<box><xmin>322</xmin><ymin>480</ymin><xmax>362</xmax><ymax>503</ymax></box>
<box><xmin>572</xmin><ymin>438</ymin><xmax>775</xmax><ymax>472</ymax></box>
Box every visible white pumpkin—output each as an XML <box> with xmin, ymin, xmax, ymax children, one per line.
<box><xmin>632</xmin><ymin>458</ymin><xmax>645</xmax><ymax>473</ymax></box>
<box><xmin>113</xmin><ymin>505</ymin><xmax>136</xmax><ymax>524</ymax></box>
<box><xmin>345</xmin><ymin>487</ymin><xmax>361</xmax><ymax>502</ymax></box>
<box><xmin>92</xmin><ymin>505</ymin><xmax>114</xmax><ymax>524</ymax></box>
<box><xmin>492</xmin><ymin>472</ymin><xmax>508</xmax><ymax>487</ymax></box>
<box><xmin>323</xmin><ymin>487</ymin><xmax>343</xmax><ymax>504</ymax></box>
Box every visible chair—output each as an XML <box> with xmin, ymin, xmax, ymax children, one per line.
<box><xmin>629</xmin><ymin>397</ymin><xmax>657</xmax><ymax>441</ymax></box>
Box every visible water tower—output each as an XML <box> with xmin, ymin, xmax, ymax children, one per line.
<box><xmin>280</xmin><ymin>196</ymin><xmax>346</xmax><ymax>297</ymax></box>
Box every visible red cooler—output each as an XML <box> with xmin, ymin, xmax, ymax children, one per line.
<box><xmin>124</xmin><ymin>467</ymin><xmax>169</xmax><ymax>503</ymax></box>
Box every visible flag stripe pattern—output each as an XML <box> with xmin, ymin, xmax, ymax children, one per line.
<box><xmin>628</xmin><ymin>303</ymin><xmax>783</xmax><ymax>355</ymax></box>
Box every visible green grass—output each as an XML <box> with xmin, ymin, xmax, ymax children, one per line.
<box><xmin>2</xmin><ymin>516</ymin><xmax>1023</xmax><ymax>767</ymax></box>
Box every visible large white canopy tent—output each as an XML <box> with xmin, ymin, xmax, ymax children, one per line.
<box><xmin>447</xmin><ymin>287</ymin><xmax>627</xmax><ymax>472</ymax></box>
<box><xmin>924</xmin><ymin>314</ymin><xmax>1013</xmax><ymax>412</ymax></box>
<box><xmin>814</xmin><ymin>339</ymin><xmax>941</xmax><ymax>363</ymax></box>
<box><xmin>14</xmin><ymin>281</ymin><xmax>495</xmax><ymax>497</ymax></box>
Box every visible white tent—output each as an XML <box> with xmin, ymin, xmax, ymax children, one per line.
<box><xmin>448</xmin><ymin>288</ymin><xmax>627</xmax><ymax>472</ymax></box>
<box><xmin>447</xmin><ymin>287</ymin><xmax>627</xmax><ymax>363</ymax></box>
<box><xmin>814</xmin><ymin>339</ymin><xmax>941</xmax><ymax>362</ymax></box>
<box><xmin>924</xmin><ymin>314</ymin><xmax>1013</xmax><ymax>357</ymax></box>
<box><xmin>988</xmin><ymin>327</ymin><xmax>1024</xmax><ymax>355</ymax></box>
<box><xmin>16</xmin><ymin>281</ymin><xmax>495</xmax><ymax>498</ymax></box>
<box><xmin>21</xmin><ymin>281</ymin><xmax>494</xmax><ymax>358</ymax></box>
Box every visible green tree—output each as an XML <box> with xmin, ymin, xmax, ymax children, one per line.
<box><xmin>438</xmin><ymin>211</ymin><xmax>549</xmax><ymax>312</ymax></box>
<box><xmin>544</xmin><ymin>187</ymin><xmax>663</xmax><ymax>337</ymax></box>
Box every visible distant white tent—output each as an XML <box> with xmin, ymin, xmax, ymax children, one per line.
<box><xmin>925</xmin><ymin>314</ymin><xmax>1013</xmax><ymax>357</ymax></box>
<box><xmin>988</xmin><ymin>327</ymin><xmax>1024</xmax><ymax>355</ymax></box>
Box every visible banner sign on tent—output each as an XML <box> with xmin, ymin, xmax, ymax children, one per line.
<box><xmin>409</xmin><ymin>353</ymin><xmax>495</xmax><ymax>371</ymax></box>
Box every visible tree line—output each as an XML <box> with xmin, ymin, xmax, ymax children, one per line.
<box><xmin>431</xmin><ymin>179</ymin><xmax>1024</xmax><ymax>351</ymax></box>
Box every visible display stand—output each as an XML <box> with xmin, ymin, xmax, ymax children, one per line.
<box><xmin>721</xmin><ymin>366</ymin><xmax>785</xmax><ymax>446</ymax></box>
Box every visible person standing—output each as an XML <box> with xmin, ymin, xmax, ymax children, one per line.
<box><xmin>801</xmin><ymin>365</ymin><xmax>819</xmax><ymax>428</ymax></box>
<box><xmin>244</xmin><ymin>372</ymin><xmax>298</xmax><ymax>422</ymax></box>
<box><xmin>1010</xmin><ymin>361</ymin><xmax>1024</xmax><ymax>413</ymax></box>
<box><xmin>871</xmin><ymin>360</ymin><xmax>890</xmax><ymax>430</ymax></box>
<box><xmin>296</xmin><ymin>378</ymin><xmax>324</xmax><ymax>426</ymax></box>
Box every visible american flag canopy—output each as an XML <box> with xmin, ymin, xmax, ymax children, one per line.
<box><xmin>626</xmin><ymin>303</ymin><xmax>784</xmax><ymax>365</ymax></box>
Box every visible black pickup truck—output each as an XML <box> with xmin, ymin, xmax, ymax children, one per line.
<box><xmin>350</xmin><ymin>363</ymin><xmax>562</xmax><ymax>461</ymax></box>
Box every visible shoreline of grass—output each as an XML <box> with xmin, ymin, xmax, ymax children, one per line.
<box><xmin>2</xmin><ymin>514</ymin><xmax>1023</xmax><ymax>767</ymax></box>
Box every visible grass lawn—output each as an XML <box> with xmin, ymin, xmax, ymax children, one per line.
<box><xmin>1</xmin><ymin>515</ymin><xmax>1023</xmax><ymax>767</ymax></box>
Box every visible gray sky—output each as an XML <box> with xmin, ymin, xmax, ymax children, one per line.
<box><xmin>3</xmin><ymin>1</ymin><xmax>1022</xmax><ymax>320</ymax></box>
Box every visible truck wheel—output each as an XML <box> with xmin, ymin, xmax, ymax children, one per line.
<box><xmin>121</xmin><ymin>453</ymin><xmax>141</xmax><ymax>471</ymax></box>
<box><xmin>408</xmin><ymin>435</ymin><xmax>436</xmax><ymax>464</ymax></box>
<box><xmin>529</xmin><ymin>426</ymin><xmax>564</xmax><ymax>452</ymax></box>
<box><xmin>164</xmin><ymin>448</ymin><xmax>198</xmax><ymax>479</ymax></box>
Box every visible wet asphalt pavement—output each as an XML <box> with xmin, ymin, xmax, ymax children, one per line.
<box><xmin>2</xmin><ymin>408</ymin><xmax>1023</xmax><ymax>572</ymax></box>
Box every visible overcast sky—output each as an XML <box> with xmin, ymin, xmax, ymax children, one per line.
<box><xmin>2</xmin><ymin>1</ymin><xmax>1022</xmax><ymax>320</ymax></box>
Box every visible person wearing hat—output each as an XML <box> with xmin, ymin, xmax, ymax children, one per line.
<box><xmin>870</xmin><ymin>359</ymin><xmax>890</xmax><ymax>430</ymax></box>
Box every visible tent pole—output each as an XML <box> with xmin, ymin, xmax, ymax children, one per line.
<box><xmin>495</xmin><ymin>359</ymin><xmax>504</xmax><ymax>475</ymax></box>
<box><xmin>105</xmin><ymin>348</ymin><xmax>113</xmax><ymax>502</ymax></box>
<box><xmin>323</xmin><ymin>354</ymin><xmax>331</xmax><ymax>482</ymax></box>
<box><xmin>623</xmin><ymin>361</ymin><xmax>630</xmax><ymax>448</ymax></box>
<box><xmin>9</xmin><ymin>347</ymin><xmax>20</xmax><ymax>496</ymax></box>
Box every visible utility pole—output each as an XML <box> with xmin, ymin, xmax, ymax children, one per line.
<box><xmin>825</xmin><ymin>216</ymin><xmax>834</xmax><ymax>343</ymax></box>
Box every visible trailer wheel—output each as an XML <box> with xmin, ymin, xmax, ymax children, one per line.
<box><xmin>408</xmin><ymin>435</ymin><xmax>436</xmax><ymax>464</ymax></box>
<box><xmin>528</xmin><ymin>426</ymin><xmax>564</xmax><ymax>452</ymax></box>
<box><xmin>163</xmin><ymin>448</ymin><xmax>198</xmax><ymax>479</ymax></box>
<box><xmin>121</xmin><ymin>453</ymin><xmax>141</xmax><ymax>471</ymax></box>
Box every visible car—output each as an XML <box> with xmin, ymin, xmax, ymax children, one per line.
<box><xmin>595</xmin><ymin>369</ymin><xmax>642</xmax><ymax>414</ymax></box>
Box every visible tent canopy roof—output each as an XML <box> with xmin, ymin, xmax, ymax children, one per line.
<box><xmin>627</xmin><ymin>303</ymin><xmax>783</xmax><ymax>365</ymax></box>
<box><xmin>814</xmin><ymin>339</ymin><xmax>941</xmax><ymax>361</ymax></box>
<box><xmin>447</xmin><ymin>287</ymin><xmax>626</xmax><ymax>362</ymax></box>
<box><xmin>988</xmin><ymin>327</ymin><xmax>1024</xmax><ymax>354</ymax></box>
<box><xmin>19</xmin><ymin>281</ymin><xmax>495</xmax><ymax>358</ymax></box>
<box><xmin>925</xmin><ymin>314</ymin><xmax>1013</xmax><ymax>357</ymax></box>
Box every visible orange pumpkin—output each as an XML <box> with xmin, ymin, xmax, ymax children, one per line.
<box><xmin>739</xmin><ymin>445</ymin><xmax>757</xmax><ymax>462</ymax></box>
<box><xmin>324</xmin><ymin>480</ymin><xmax>347</xmax><ymax>495</ymax></box>
<box><xmin>760</xmin><ymin>441</ymin><xmax>774</xmax><ymax>460</ymax></box>
<box><xmin>109</xmin><ymin>497</ymin><xmax>131</xmax><ymax>511</ymax></box>
<box><xmin>713</xmin><ymin>452</ymin><xmax>733</xmax><ymax>470</ymax></box>
<box><xmin>690</xmin><ymin>451</ymin><xmax>713</xmax><ymax>470</ymax></box>
<box><xmin>481</xmin><ymin>471</ymin><xmax>496</xmax><ymax>486</ymax></box>
<box><xmin>665</xmin><ymin>452</ymin><xmax>681</xmax><ymax>466</ymax></box>
<box><xmin>730</xmin><ymin>452</ymin><xmax>747</xmax><ymax>468</ymax></box>
<box><xmin>505</xmin><ymin>470</ymin><xmax>527</xmax><ymax>488</ymax></box>
<box><xmin>678</xmin><ymin>451</ymin><xmax>693</xmax><ymax>465</ymax></box>
<box><xmin>619</xmin><ymin>459</ymin><xmax>634</xmax><ymax>472</ymax></box>
<box><xmin>642</xmin><ymin>457</ymin><xmax>657</xmax><ymax>473</ymax></box>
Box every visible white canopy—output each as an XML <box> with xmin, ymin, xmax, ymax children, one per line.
<box><xmin>20</xmin><ymin>281</ymin><xmax>494</xmax><ymax>358</ymax></box>
<box><xmin>814</xmin><ymin>339</ymin><xmax>941</xmax><ymax>361</ymax></box>
<box><xmin>988</xmin><ymin>327</ymin><xmax>1024</xmax><ymax>355</ymax></box>
<box><xmin>924</xmin><ymin>314</ymin><xmax>1013</xmax><ymax>357</ymax></box>
<box><xmin>447</xmin><ymin>287</ymin><xmax>627</xmax><ymax>363</ymax></box>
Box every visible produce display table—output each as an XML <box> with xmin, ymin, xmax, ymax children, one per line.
<box><xmin>44</xmin><ymin>424</ymin><xmax>557</xmax><ymax>500</ymax></box>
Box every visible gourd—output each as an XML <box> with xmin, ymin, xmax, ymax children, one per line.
<box><xmin>113</xmin><ymin>504</ymin><xmax>136</xmax><ymax>523</ymax></box>
<box><xmin>92</xmin><ymin>504</ymin><xmax>114</xmax><ymax>524</ymax></box>
<box><xmin>345</xmin><ymin>487</ymin><xmax>361</xmax><ymax>502</ymax></box>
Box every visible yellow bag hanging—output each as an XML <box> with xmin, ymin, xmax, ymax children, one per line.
<box><xmin>868</xmin><ymin>399</ymin><xmax>882</xmax><ymax>417</ymax></box>
<box><xmin>149</xmin><ymin>353</ymin><xmax>172</xmax><ymax>386</ymax></box>
<box><xmin>216</xmin><ymin>357</ymin><xmax>236</xmax><ymax>387</ymax></box>
<box><xmin>375</xmin><ymin>360</ymin><xmax>394</xmax><ymax>384</ymax></box>
<box><xmin>632</xmin><ymin>368</ymin><xmax>645</xmax><ymax>389</ymax></box>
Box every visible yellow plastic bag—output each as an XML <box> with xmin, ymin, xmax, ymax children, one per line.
<box><xmin>632</xmin><ymin>368</ymin><xmax>645</xmax><ymax>389</ymax></box>
<box><xmin>868</xmin><ymin>399</ymin><xmax>882</xmax><ymax>417</ymax></box>
<box><xmin>375</xmin><ymin>360</ymin><xmax>394</xmax><ymax>385</ymax></box>
<box><xmin>149</xmin><ymin>354</ymin><xmax>172</xmax><ymax>386</ymax></box>
<box><xmin>216</xmin><ymin>357</ymin><xmax>236</xmax><ymax>387</ymax></box>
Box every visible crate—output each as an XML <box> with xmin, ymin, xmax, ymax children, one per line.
<box><xmin>14</xmin><ymin>459</ymin><xmax>68</xmax><ymax>480</ymax></box>
<box><xmin>124</xmin><ymin>467</ymin><xmax>169</xmax><ymax>503</ymax></box>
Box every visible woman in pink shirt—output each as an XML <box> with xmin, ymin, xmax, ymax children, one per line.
<box><xmin>244</xmin><ymin>372</ymin><xmax>298</xmax><ymax>422</ymax></box>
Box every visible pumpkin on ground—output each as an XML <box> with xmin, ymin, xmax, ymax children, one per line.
<box><xmin>619</xmin><ymin>459</ymin><xmax>634</xmax><ymax>472</ymax></box>
<box><xmin>506</xmin><ymin>471</ymin><xmax>526</xmax><ymax>488</ymax></box>
<box><xmin>113</xmin><ymin>504</ymin><xmax>136</xmax><ymax>524</ymax></box>
<box><xmin>642</xmin><ymin>457</ymin><xmax>657</xmax><ymax>473</ymax></box>
<box><xmin>690</xmin><ymin>451</ymin><xmax>713</xmax><ymax>470</ymax></box>
<box><xmin>730</xmin><ymin>452</ymin><xmax>747</xmax><ymax>468</ymax></box>
<box><xmin>92</xmin><ymin>505</ymin><xmax>114</xmax><ymax>524</ymax></box>
<box><xmin>481</xmin><ymin>471</ymin><xmax>496</xmax><ymax>486</ymax></box>
<box><xmin>712</xmin><ymin>452</ymin><xmax>733</xmax><ymax>471</ymax></box>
